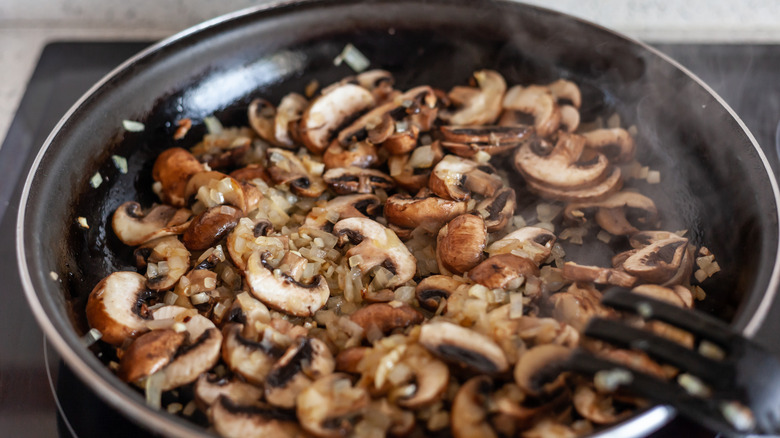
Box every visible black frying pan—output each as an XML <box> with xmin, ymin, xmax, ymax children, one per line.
<box><xmin>17</xmin><ymin>0</ymin><xmax>780</xmax><ymax>436</ymax></box>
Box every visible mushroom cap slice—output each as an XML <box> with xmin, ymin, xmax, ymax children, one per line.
<box><xmin>384</xmin><ymin>193</ymin><xmax>468</xmax><ymax>231</ymax></box>
<box><xmin>622</xmin><ymin>236</ymin><xmax>691</xmax><ymax>285</ymax></box>
<box><xmin>112</xmin><ymin>201</ymin><xmax>191</xmax><ymax>247</ymax></box>
<box><xmin>323</xmin><ymin>140</ymin><xmax>379</xmax><ymax>169</ymax></box>
<box><xmin>159</xmin><ymin>327</ymin><xmax>223</xmax><ymax>391</ymax></box>
<box><xmin>442</xmin><ymin>70</ymin><xmax>507</xmax><ymax>126</ymax></box>
<box><xmin>86</xmin><ymin>271</ymin><xmax>153</xmax><ymax>346</ymax></box>
<box><xmin>296</xmin><ymin>373</ymin><xmax>369</xmax><ymax>438</ymax></box>
<box><xmin>333</xmin><ymin>217</ymin><xmax>417</xmax><ymax>287</ymax></box>
<box><xmin>117</xmin><ymin>328</ymin><xmax>186</xmax><ymax>383</ymax></box>
<box><xmin>468</xmin><ymin>254</ymin><xmax>539</xmax><ymax>289</ymax></box>
<box><xmin>514</xmin><ymin>133</ymin><xmax>610</xmax><ymax>189</ymax></box>
<box><xmin>524</xmin><ymin>166</ymin><xmax>623</xmax><ymax>203</ymax></box>
<box><xmin>300</xmin><ymin>83</ymin><xmax>376</xmax><ymax>154</ymax></box>
<box><xmin>264</xmin><ymin>337</ymin><xmax>335</xmax><ymax>409</ymax></box>
<box><xmin>135</xmin><ymin>236</ymin><xmax>191</xmax><ymax>291</ymax></box>
<box><xmin>582</xmin><ymin>128</ymin><xmax>636</xmax><ymax>163</ymax></box>
<box><xmin>547</xmin><ymin>79</ymin><xmax>582</xmax><ymax>108</ymax></box>
<box><xmin>440</xmin><ymin>125</ymin><xmax>532</xmax><ymax>157</ymax></box>
<box><xmin>415</xmin><ymin>275</ymin><xmax>464</xmax><ymax>311</ymax></box>
<box><xmin>437</xmin><ymin>214</ymin><xmax>488</xmax><ymax>275</ymax></box>
<box><xmin>503</xmin><ymin>85</ymin><xmax>561</xmax><ymax>137</ymax></box>
<box><xmin>476</xmin><ymin>187</ymin><xmax>517</xmax><ymax>233</ymax></box>
<box><xmin>249</xmin><ymin>93</ymin><xmax>308</xmax><ymax>149</ymax></box>
<box><xmin>182</xmin><ymin>205</ymin><xmax>242</xmax><ymax>251</ymax></box>
<box><xmin>419</xmin><ymin>321</ymin><xmax>509</xmax><ymax>375</ymax></box>
<box><xmin>266</xmin><ymin>148</ymin><xmax>327</xmax><ymax>198</ymax></box>
<box><xmin>212</xmin><ymin>396</ymin><xmax>305</xmax><ymax>438</ymax></box>
<box><xmin>349</xmin><ymin>302</ymin><xmax>424</xmax><ymax>335</ymax></box>
<box><xmin>303</xmin><ymin>194</ymin><xmax>382</xmax><ymax>230</ymax></box>
<box><xmin>564</xmin><ymin>190</ymin><xmax>659</xmax><ymax>236</ymax></box>
<box><xmin>513</xmin><ymin>344</ymin><xmax>571</xmax><ymax>397</ymax></box>
<box><xmin>561</xmin><ymin>261</ymin><xmax>637</xmax><ymax>288</ymax></box>
<box><xmin>451</xmin><ymin>376</ymin><xmax>498</xmax><ymax>438</ymax></box>
<box><xmin>245</xmin><ymin>251</ymin><xmax>330</xmax><ymax>317</ymax></box>
<box><xmin>429</xmin><ymin>155</ymin><xmax>503</xmax><ymax>201</ymax></box>
<box><xmin>394</xmin><ymin>346</ymin><xmax>450</xmax><ymax>409</ymax></box>
<box><xmin>488</xmin><ymin>226</ymin><xmax>557</xmax><ymax>265</ymax></box>
<box><xmin>221</xmin><ymin>323</ymin><xmax>285</xmax><ymax>385</ymax></box>
<box><xmin>194</xmin><ymin>374</ymin><xmax>264</xmax><ymax>412</ymax></box>
<box><xmin>322</xmin><ymin>166</ymin><xmax>395</xmax><ymax>195</ymax></box>
<box><xmin>573</xmin><ymin>385</ymin><xmax>631</xmax><ymax>424</ymax></box>
<box><xmin>152</xmin><ymin>147</ymin><xmax>204</xmax><ymax>207</ymax></box>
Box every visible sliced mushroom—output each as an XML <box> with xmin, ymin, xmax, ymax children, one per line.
<box><xmin>355</xmin><ymin>69</ymin><xmax>396</xmax><ymax>103</ymax></box>
<box><xmin>622</xmin><ymin>236</ymin><xmax>691</xmax><ymax>285</ymax></box>
<box><xmin>112</xmin><ymin>202</ymin><xmax>191</xmax><ymax>246</ymax></box>
<box><xmin>333</xmin><ymin>217</ymin><xmax>417</xmax><ymax>287</ymax></box>
<box><xmin>391</xmin><ymin>344</ymin><xmax>449</xmax><ymax>409</ymax></box>
<box><xmin>335</xmin><ymin>347</ymin><xmax>368</xmax><ymax>374</ymax></box>
<box><xmin>564</xmin><ymin>191</ymin><xmax>659</xmax><ymax>236</ymax></box>
<box><xmin>230</xmin><ymin>163</ymin><xmax>271</xmax><ymax>185</ymax></box>
<box><xmin>437</xmin><ymin>214</ymin><xmax>487</xmax><ymax>275</ymax></box>
<box><xmin>249</xmin><ymin>94</ymin><xmax>308</xmax><ymax>149</ymax></box>
<box><xmin>296</xmin><ymin>373</ymin><xmax>369</xmax><ymax>438</ymax></box>
<box><xmin>548</xmin><ymin>283</ymin><xmax>612</xmax><ymax>331</ymax></box>
<box><xmin>419</xmin><ymin>321</ymin><xmax>509</xmax><ymax>374</ymax></box>
<box><xmin>157</xmin><ymin>326</ymin><xmax>223</xmax><ymax>390</ymax></box>
<box><xmin>559</xmin><ymin>105</ymin><xmax>580</xmax><ymax>132</ymax></box>
<box><xmin>135</xmin><ymin>236</ymin><xmax>190</xmax><ymax>291</ymax></box>
<box><xmin>514</xmin><ymin>133</ymin><xmax>609</xmax><ymax>189</ymax></box>
<box><xmin>387</xmin><ymin>141</ymin><xmax>445</xmax><ymax>192</ymax></box>
<box><xmin>415</xmin><ymin>275</ymin><xmax>463</xmax><ymax>312</ymax></box>
<box><xmin>117</xmin><ymin>328</ymin><xmax>185</xmax><ymax>383</ymax></box>
<box><xmin>211</xmin><ymin>396</ymin><xmax>305</xmax><ymax>438</ymax></box>
<box><xmin>451</xmin><ymin>376</ymin><xmax>498</xmax><ymax>438</ymax></box>
<box><xmin>86</xmin><ymin>272</ymin><xmax>153</xmax><ymax>347</ymax></box>
<box><xmin>194</xmin><ymin>374</ymin><xmax>264</xmax><ymax>412</ymax></box>
<box><xmin>152</xmin><ymin>147</ymin><xmax>205</xmax><ymax>207</ymax></box>
<box><xmin>185</xmin><ymin>171</ymin><xmax>252</xmax><ymax>212</ymax></box>
<box><xmin>429</xmin><ymin>155</ymin><xmax>503</xmax><ymax>201</ymax></box>
<box><xmin>384</xmin><ymin>193</ymin><xmax>468</xmax><ymax>231</ymax></box>
<box><xmin>299</xmin><ymin>83</ymin><xmax>376</xmax><ymax>154</ymax></box>
<box><xmin>476</xmin><ymin>187</ymin><xmax>516</xmax><ymax>232</ymax></box>
<box><xmin>573</xmin><ymin>385</ymin><xmax>631</xmax><ymax>424</ymax></box>
<box><xmin>245</xmin><ymin>251</ymin><xmax>330</xmax><ymax>317</ymax></box>
<box><xmin>524</xmin><ymin>166</ymin><xmax>623</xmax><ymax>203</ymax></box>
<box><xmin>349</xmin><ymin>302</ymin><xmax>424</xmax><ymax>335</ymax></box>
<box><xmin>323</xmin><ymin>140</ymin><xmax>379</xmax><ymax>169</ymax></box>
<box><xmin>227</xmin><ymin>217</ymin><xmax>288</xmax><ymax>271</ymax></box>
<box><xmin>441</xmin><ymin>70</ymin><xmax>507</xmax><ymax>126</ymax></box>
<box><xmin>631</xmin><ymin>284</ymin><xmax>690</xmax><ymax>308</ymax></box>
<box><xmin>303</xmin><ymin>194</ymin><xmax>382</xmax><ymax>230</ymax></box>
<box><xmin>440</xmin><ymin>125</ymin><xmax>533</xmax><ymax>157</ymax></box>
<box><xmin>502</xmin><ymin>85</ymin><xmax>561</xmax><ymax>137</ymax></box>
<box><xmin>561</xmin><ymin>261</ymin><xmax>637</xmax><ymax>288</ymax></box>
<box><xmin>629</xmin><ymin>230</ymin><xmax>682</xmax><ymax>249</ymax></box>
<box><xmin>382</xmin><ymin>121</ymin><xmax>420</xmax><ymax>155</ymax></box>
<box><xmin>264</xmin><ymin>337</ymin><xmax>335</xmax><ymax>409</ymax></box>
<box><xmin>469</xmin><ymin>254</ymin><xmax>539</xmax><ymax>289</ymax></box>
<box><xmin>513</xmin><ymin>344</ymin><xmax>571</xmax><ymax>396</ymax></box>
<box><xmin>582</xmin><ymin>128</ymin><xmax>635</xmax><ymax>163</ymax></box>
<box><xmin>190</xmin><ymin>127</ymin><xmax>254</xmax><ymax>169</ymax></box>
<box><xmin>221</xmin><ymin>323</ymin><xmax>286</xmax><ymax>385</ymax></box>
<box><xmin>182</xmin><ymin>205</ymin><xmax>243</xmax><ymax>251</ymax></box>
<box><xmin>547</xmin><ymin>79</ymin><xmax>581</xmax><ymax>108</ymax></box>
<box><xmin>322</xmin><ymin>166</ymin><xmax>395</xmax><ymax>195</ymax></box>
<box><xmin>487</xmin><ymin>226</ymin><xmax>557</xmax><ymax>265</ymax></box>
<box><xmin>266</xmin><ymin>148</ymin><xmax>327</xmax><ymax>198</ymax></box>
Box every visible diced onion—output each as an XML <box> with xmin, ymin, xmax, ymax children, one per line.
<box><xmin>122</xmin><ymin>120</ymin><xmax>145</xmax><ymax>132</ymax></box>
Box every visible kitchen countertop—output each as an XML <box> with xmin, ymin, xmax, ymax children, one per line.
<box><xmin>3</xmin><ymin>0</ymin><xmax>780</xmax><ymax>148</ymax></box>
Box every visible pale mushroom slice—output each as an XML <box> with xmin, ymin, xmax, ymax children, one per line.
<box><xmin>441</xmin><ymin>70</ymin><xmax>507</xmax><ymax>126</ymax></box>
<box><xmin>469</xmin><ymin>254</ymin><xmax>539</xmax><ymax>289</ymax></box>
<box><xmin>384</xmin><ymin>192</ymin><xmax>468</xmax><ymax>231</ymax></box>
<box><xmin>85</xmin><ymin>271</ymin><xmax>153</xmax><ymax>346</ymax></box>
<box><xmin>322</xmin><ymin>140</ymin><xmax>379</xmax><ymax>169</ymax></box>
<box><xmin>265</xmin><ymin>148</ymin><xmax>327</xmax><ymax>198</ymax></box>
<box><xmin>621</xmin><ymin>236</ymin><xmax>694</xmax><ymax>285</ymax></box>
<box><xmin>389</xmin><ymin>344</ymin><xmax>450</xmax><ymax>409</ymax></box>
<box><xmin>415</xmin><ymin>275</ymin><xmax>464</xmax><ymax>312</ymax></box>
<box><xmin>157</xmin><ymin>326</ymin><xmax>223</xmax><ymax>391</ymax></box>
<box><xmin>573</xmin><ymin>385</ymin><xmax>632</xmax><ymax>424</ymax></box>
<box><xmin>429</xmin><ymin>155</ymin><xmax>503</xmax><ymax>201</ymax></box>
<box><xmin>221</xmin><ymin>322</ymin><xmax>286</xmax><ymax>385</ymax></box>
<box><xmin>185</xmin><ymin>171</ymin><xmax>253</xmax><ymax>213</ymax></box>
<box><xmin>333</xmin><ymin>217</ymin><xmax>417</xmax><ymax>287</ymax></box>
<box><xmin>548</xmin><ymin>283</ymin><xmax>613</xmax><ymax>331</ymax></box>
<box><xmin>194</xmin><ymin>374</ymin><xmax>264</xmax><ymax>412</ymax></box>
<box><xmin>502</xmin><ymin>85</ymin><xmax>561</xmax><ymax>137</ymax></box>
<box><xmin>582</xmin><ymin>128</ymin><xmax>636</xmax><ymax>163</ymax></box>
<box><xmin>322</xmin><ymin>166</ymin><xmax>395</xmax><ymax>195</ymax></box>
<box><xmin>514</xmin><ymin>132</ymin><xmax>610</xmax><ymax>190</ymax></box>
<box><xmin>112</xmin><ymin>201</ymin><xmax>192</xmax><ymax>247</ymax></box>
<box><xmin>151</xmin><ymin>147</ymin><xmax>205</xmax><ymax>207</ymax></box>
<box><xmin>547</xmin><ymin>79</ymin><xmax>582</xmax><ymax>109</ymax></box>
<box><xmin>440</xmin><ymin>124</ymin><xmax>533</xmax><ymax>157</ymax></box>
<box><xmin>524</xmin><ymin>166</ymin><xmax>623</xmax><ymax>203</ymax></box>
<box><xmin>248</xmin><ymin>93</ymin><xmax>308</xmax><ymax>149</ymax></box>
<box><xmin>299</xmin><ymin>83</ymin><xmax>376</xmax><ymax>154</ymax></box>
<box><xmin>303</xmin><ymin>193</ymin><xmax>382</xmax><ymax>230</ymax></box>
<box><xmin>561</xmin><ymin>261</ymin><xmax>638</xmax><ymax>288</ymax></box>
<box><xmin>245</xmin><ymin>250</ymin><xmax>330</xmax><ymax>317</ymax></box>
<box><xmin>419</xmin><ymin>321</ymin><xmax>509</xmax><ymax>375</ymax></box>
<box><xmin>227</xmin><ymin>217</ymin><xmax>287</xmax><ymax>271</ymax></box>
<box><xmin>437</xmin><ymin>214</ymin><xmax>488</xmax><ymax>275</ymax></box>
<box><xmin>264</xmin><ymin>337</ymin><xmax>335</xmax><ymax>409</ymax></box>
<box><xmin>559</xmin><ymin>104</ymin><xmax>581</xmax><ymax>132</ymax></box>
<box><xmin>211</xmin><ymin>396</ymin><xmax>306</xmax><ymax>438</ymax></box>
<box><xmin>134</xmin><ymin>236</ymin><xmax>190</xmax><ymax>291</ymax></box>
<box><xmin>451</xmin><ymin>376</ymin><xmax>498</xmax><ymax>438</ymax></box>
<box><xmin>476</xmin><ymin>187</ymin><xmax>516</xmax><ymax>232</ymax></box>
<box><xmin>487</xmin><ymin>226</ymin><xmax>557</xmax><ymax>265</ymax></box>
<box><xmin>296</xmin><ymin>373</ymin><xmax>370</xmax><ymax>438</ymax></box>
<box><xmin>564</xmin><ymin>190</ymin><xmax>659</xmax><ymax>236</ymax></box>
<box><xmin>513</xmin><ymin>344</ymin><xmax>572</xmax><ymax>397</ymax></box>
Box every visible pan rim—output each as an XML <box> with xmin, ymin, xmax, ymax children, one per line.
<box><xmin>16</xmin><ymin>0</ymin><xmax>780</xmax><ymax>436</ymax></box>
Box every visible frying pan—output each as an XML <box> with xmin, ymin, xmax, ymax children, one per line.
<box><xmin>16</xmin><ymin>0</ymin><xmax>780</xmax><ymax>436</ymax></box>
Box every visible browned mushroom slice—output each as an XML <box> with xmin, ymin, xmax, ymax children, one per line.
<box><xmin>182</xmin><ymin>205</ymin><xmax>243</xmax><ymax>251</ymax></box>
<box><xmin>221</xmin><ymin>323</ymin><xmax>286</xmax><ymax>385</ymax></box>
<box><xmin>391</xmin><ymin>345</ymin><xmax>449</xmax><ymax>409</ymax></box>
<box><xmin>631</xmin><ymin>284</ymin><xmax>690</xmax><ymax>308</ymax></box>
<box><xmin>503</xmin><ymin>85</ymin><xmax>561</xmax><ymax>137</ymax></box>
<box><xmin>513</xmin><ymin>344</ymin><xmax>572</xmax><ymax>397</ymax></box>
<box><xmin>303</xmin><ymin>194</ymin><xmax>382</xmax><ymax>230</ymax></box>
<box><xmin>476</xmin><ymin>187</ymin><xmax>516</xmax><ymax>232</ymax></box>
<box><xmin>355</xmin><ymin>69</ymin><xmax>396</xmax><ymax>103</ymax></box>
<box><xmin>266</xmin><ymin>148</ymin><xmax>327</xmax><ymax>198</ymax></box>
<box><xmin>469</xmin><ymin>254</ymin><xmax>539</xmax><ymax>289</ymax></box>
<box><xmin>323</xmin><ymin>140</ymin><xmax>379</xmax><ymax>169</ymax></box>
<box><xmin>548</xmin><ymin>283</ymin><xmax>611</xmax><ymax>331</ymax></box>
<box><xmin>245</xmin><ymin>251</ymin><xmax>330</xmax><ymax>317</ymax></box>
<box><xmin>384</xmin><ymin>193</ymin><xmax>468</xmax><ymax>231</ymax></box>
<box><xmin>487</xmin><ymin>226</ymin><xmax>557</xmax><ymax>265</ymax></box>
<box><xmin>296</xmin><ymin>373</ymin><xmax>369</xmax><ymax>438</ymax></box>
<box><xmin>323</xmin><ymin>166</ymin><xmax>395</xmax><ymax>195</ymax></box>
<box><xmin>264</xmin><ymin>337</ymin><xmax>335</xmax><ymax>409</ymax></box>
<box><xmin>582</xmin><ymin>128</ymin><xmax>636</xmax><ymax>163</ymax></box>
<box><xmin>564</xmin><ymin>191</ymin><xmax>659</xmax><ymax>236</ymax></box>
<box><xmin>387</xmin><ymin>141</ymin><xmax>445</xmax><ymax>192</ymax></box>
<box><xmin>152</xmin><ymin>147</ymin><xmax>205</xmax><ymax>207</ymax></box>
<box><xmin>227</xmin><ymin>218</ymin><xmax>288</xmax><ymax>271</ymax></box>
<box><xmin>112</xmin><ymin>201</ymin><xmax>192</xmax><ymax>246</ymax></box>
<box><xmin>86</xmin><ymin>271</ymin><xmax>153</xmax><ymax>346</ymax></box>
<box><xmin>299</xmin><ymin>83</ymin><xmax>376</xmax><ymax>154</ymax></box>
<box><xmin>159</xmin><ymin>326</ymin><xmax>223</xmax><ymax>390</ymax></box>
<box><xmin>335</xmin><ymin>347</ymin><xmax>368</xmax><ymax>374</ymax></box>
<box><xmin>524</xmin><ymin>166</ymin><xmax>623</xmax><ymax>203</ymax></box>
<box><xmin>628</xmin><ymin>230</ymin><xmax>684</xmax><ymax>249</ymax></box>
<box><xmin>562</xmin><ymin>261</ymin><xmax>637</xmax><ymax>288</ymax></box>
<box><xmin>437</xmin><ymin>214</ymin><xmax>488</xmax><ymax>275</ymax></box>
<box><xmin>349</xmin><ymin>302</ymin><xmax>424</xmax><ymax>335</ymax></box>
<box><xmin>249</xmin><ymin>93</ymin><xmax>308</xmax><ymax>149</ymax></box>
<box><xmin>333</xmin><ymin>217</ymin><xmax>417</xmax><ymax>287</ymax></box>
<box><xmin>134</xmin><ymin>236</ymin><xmax>190</xmax><ymax>291</ymax></box>
<box><xmin>514</xmin><ymin>133</ymin><xmax>609</xmax><ymax>189</ymax></box>
<box><xmin>441</xmin><ymin>70</ymin><xmax>507</xmax><ymax>126</ymax></box>
<box><xmin>117</xmin><ymin>328</ymin><xmax>186</xmax><ymax>383</ymax></box>
<box><xmin>440</xmin><ymin>125</ymin><xmax>533</xmax><ymax>157</ymax></box>
<box><xmin>622</xmin><ymin>236</ymin><xmax>693</xmax><ymax>285</ymax></box>
<box><xmin>230</xmin><ymin>163</ymin><xmax>271</xmax><ymax>184</ymax></box>
<box><xmin>451</xmin><ymin>376</ymin><xmax>498</xmax><ymax>438</ymax></box>
<box><xmin>194</xmin><ymin>374</ymin><xmax>264</xmax><ymax>412</ymax></box>
<box><xmin>185</xmin><ymin>171</ymin><xmax>253</xmax><ymax>212</ymax></box>
<box><xmin>429</xmin><ymin>155</ymin><xmax>503</xmax><ymax>201</ymax></box>
<box><xmin>420</xmin><ymin>321</ymin><xmax>509</xmax><ymax>375</ymax></box>
<box><xmin>190</xmin><ymin>127</ymin><xmax>253</xmax><ymax>169</ymax></box>
<box><xmin>415</xmin><ymin>275</ymin><xmax>464</xmax><ymax>312</ymax></box>
<box><xmin>382</xmin><ymin>122</ymin><xmax>419</xmax><ymax>155</ymax></box>
<box><xmin>211</xmin><ymin>397</ymin><xmax>306</xmax><ymax>438</ymax></box>
<box><xmin>573</xmin><ymin>385</ymin><xmax>632</xmax><ymax>424</ymax></box>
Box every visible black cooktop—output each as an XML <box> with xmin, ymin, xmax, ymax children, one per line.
<box><xmin>3</xmin><ymin>41</ymin><xmax>780</xmax><ymax>437</ymax></box>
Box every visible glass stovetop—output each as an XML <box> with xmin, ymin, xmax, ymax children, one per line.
<box><xmin>3</xmin><ymin>41</ymin><xmax>780</xmax><ymax>437</ymax></box>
